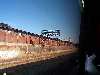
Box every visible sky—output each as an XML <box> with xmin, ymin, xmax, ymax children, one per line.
<box><xmin>0</xmin><ymin>0</ymin><xmax>80</xmax><ymax>43</ymax></box>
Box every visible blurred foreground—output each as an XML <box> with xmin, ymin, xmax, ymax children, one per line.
<box><xmin>0</xmin><ymin>49</ymin><xmax>79</xmax><ymax>75</ymax></box>
<box><xmin>0</xmin><ymin>42</ymin><xmax>77</xmax><ymax>69</ymax></box>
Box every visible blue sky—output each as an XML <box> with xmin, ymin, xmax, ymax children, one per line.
<box><xmin>0</xmin><ymin>0</ymin><xmax>80</xmax><ymax>43</ymax></box>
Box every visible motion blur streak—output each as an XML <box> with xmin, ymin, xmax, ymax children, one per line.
<box><xmin>0</xmin><ymin>47</ymin><xmax>20</xmax><ymax>59</ymax></box>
